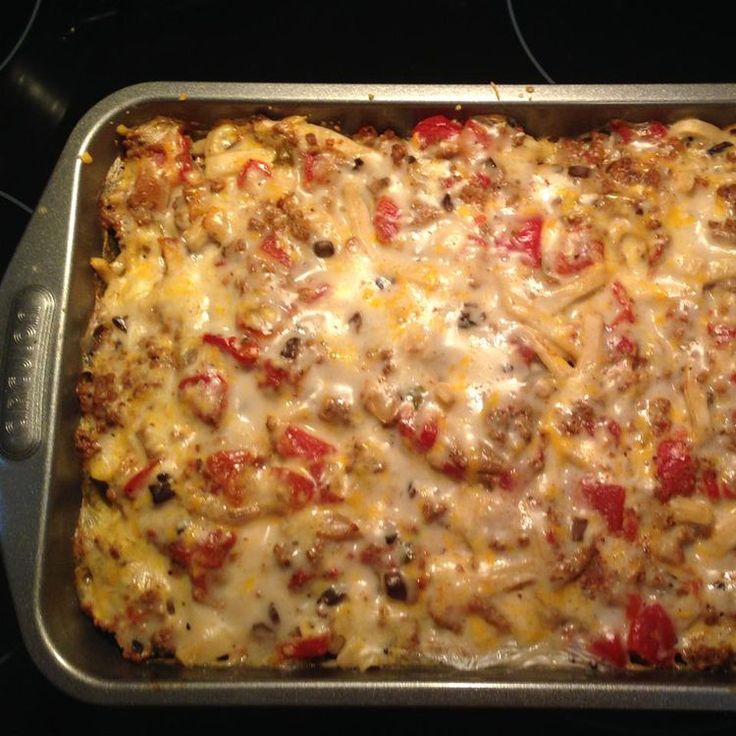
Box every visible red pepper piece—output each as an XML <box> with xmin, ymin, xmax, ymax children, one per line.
<box><xmin>498</xmin><ymin>216</ymin><xmax>543</xmax><ymax>268</ymax></box>
<box><xmin>273</xmin><ymin>467</ymin><xmax>316</xmax><ymax>508</ymax></box>
<box><xmin>413</xmin><ymin>115</ymin><xmax>462</xmax><ymax>147</ymax></box>
<box><xmin>123</xmin><ymin>459</ymin><xmax>159</xmax><ymax>498</ymax></box>
<box><xmin>206</xmin><ymin>450</ymin><xmax>256</xmax><ymax>499</ymax></box>
<box><xmin>655</xmin><ymin>438</ymin><xmax>697</xmax><ymax>502</ymax></box>
<box><xmin>462</xmin><ymin>119</ymin><xmax>492</xmax><ymax>146</ymax></box>
<box><xmin>581</xmin><ymin>479</ymin><xmax>626</xmax><ymax>533</ymax></box>
<box><xmin>397</xmin><ymin>405</ymin><xmax>438</xmax><ymax>454</ymax></box>
<box><xmin>259</xmin><ymin>360</ymin><xmax>290</xmax><ymax>389</ymax></box>
<box><xmin>276</xmin><ymin>425</ymin><xmax>335</xmax><ymax>461</ymax></box>
<box><xmin>260</xmin><ymin>233</ymin><xmax>292</xmax><ymax>268</ymax></box>
<box><xmin>622</xmin><ymin>509</ymin><xmax>639</xmax><ymax>541</ymax></box>
<box><xmin>178</xmin><ymin>370</ymin><xmax>228</xmax><ymax>425</ymax></box>
<box><xmin>237</xmin><ymin>159</ymin><xmax>272</xmax><ymax>188</ymax></box>
<box><xmin>287</xmin><ymin>568</ymin><xmax>315</xmax><ymax>590</ymax></box>
<box><xmin>611</xmin><ymin>280</ymin><xmax>635</xmax><ymax>325</ymax></box>
<box><xmin>627</xmin><ymin>602</ymin><xmax>676</xmax><ymax>666</ymax></box>
<box><xmin>646</xmin><ymin>121</ymin><xmax>668</xmax><ymax>138</ymax></box>
<box><xmin>589</xmin><ymin>632</ymin><xmax>627</xmax><ymax>668</ymax></box>
<box><xmin>279</xmin><ymin>634</ymin><xmax>330</xmax><ymax>660</ymax></box>
<box><xmin>203</xmin><ymin>333</ymin><xmax>260</xmax><ymax>366</ymax></box>
<box><xmin>374</xmin><ymin>195</ymin><xmax>401</xmax><ymax>244</ymax></box>
<box><xmin>609</xmin><ymin>119</ymin><xmax>634</xmax><ymax>143</ymax></box>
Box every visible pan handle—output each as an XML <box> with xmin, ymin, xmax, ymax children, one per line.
<box><xmin>0</xmin><ymin>174</ymin><xmax>71</xmax><ymax>655</ymax></box>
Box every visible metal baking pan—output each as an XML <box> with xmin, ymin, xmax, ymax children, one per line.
<box><xmin>2</xmin><ymin>82</ymin><xmax>736</xmax><ymax>707</ymax></box>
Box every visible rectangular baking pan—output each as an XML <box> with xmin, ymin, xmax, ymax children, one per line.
<box><xmin>2</xmin><ymin>82</ymin><xmax>736</xmax><ymax>707</ymax></box>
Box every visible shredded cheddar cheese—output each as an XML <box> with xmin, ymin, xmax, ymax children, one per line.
<box><xmin>74</xmin><ymin>113</ymin><xmax>736</xmax><ymax>671</ymax></box>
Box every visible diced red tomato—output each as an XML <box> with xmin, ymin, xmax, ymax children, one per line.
<box><xmin>237</xmin><ymin>159</ymin><xmax>272</xmax><ymax>188</ymax></box>
<box><xmin>581</xmin><ymin>479</ymin><xmax>625</xmax><ymax>533</ymax></box>
<box><xmin>655</xmin><ymin>438</ymin><xmax>697</xmax><ymax>502</ymax></box>
<box><xmin>203</xmin><ymin>333</ymin><xmax>260</xmax><ymax>366</ymax></box>
<box><xmin>397</xmin><ymin>405</ymin><xmax>438</xmax><ymax>454</ymax></box>
<box><xmin>259</xmin><ymin>360</ymin><xmax>290</xmax><ymax>390</ymax></box>
<box><xmin>279</xmin><ymin>634</ymin><xmax>331</xmax><ymax>660</ymax></box>
<box><xmin>178</xmin><ymin>370</ymin><xmax>220</xmax><ymax>392</ymax></box>
<box><xmin>206</xmin><ymin>449</ymin><xmax>256</xmax><ymax>499</ymax></box>
<box><xmin>622</xmin><ymin>509</ymin><xmax>639</xmax><ymax>541</ymax></box>
<box><xmin>287</xmin><ymin>568</ymin><xmax>315</xmax><ymax>590</ymax></box>
<box><xmin>708</xmin><ymin>322</ymin><xmax>736</xmax><ymax>346</ymax></box>
<box><xmin>307</xmin><ymin>459</ymin><xmax>342</xmax><ymax>503</ymax></box>
<box><xmin>610</xmin><ymin>119</ymin><xmax>667</xmax><ymax>143</ymax></box>
<box><xmin>462</xmin><ymin>119</ymin><xmax>492</xmax><ymax>146</ymax></box>
<box><xmin>415</xmin><ymin>419</ymin><xmax>439</xmax><ymax>452</ymax></box>
<box><xmin>646</xmin><ymin>121</ymin><xmax>668</xmax><ymax>139</ymax></box>
<box><xmin>589</xmin><ymin>632</ymin><xmax>627</xmax><ymax>668</ymax></box>
<box><xmin>276</xmin><ymin>425</ymin><xmax>335</xmax><ymax>461</ymax></box>
<box><xmin>397</xmin><ymin>406</ymin><xmax>415</xmax><ymax>441</ymax></box>
<box><xmin>497</xmin><ymin>216</ymin><xmax>543</xmax><ymax>268</ymax></box>
<box><xmin>413</xmin><ymin>115</ymin><xmax>462</xmax><ymax>148</ymax></box>
<box><xmin>302</xmin><ymin>151</ymin><xmax>334</xmax><ymax>186</ymax></box>
<box><xmin>273</xmin><ymin>467</ymin><xmax>316</xmax><ymax>508</ymax></box>
<box><xmin>627</xmin><ymin>602</ymin><xmax>676</xmax><ymax>666</ymax></box>
<box><xmin>168</xmin><ymin>528</ymin><xmax>236</xmax><ymax>600</ymax></box>
<box><xmin>626</xmin><ymin>593</ymin><xmax>643</xmax><ymax>622</ymax></box>
<box><xmin>609</xmin><ymin>119</ymin><xmax>634</xmax><ymax>143</ymax></box>
<box><xmin>260</xmin><ymin>233</ymin><xmax>292</xmax><ymax>268</ymax></box>
<box><xmin>178</xmin><ymin>370</ymin><xmax>228</xmax><ymax>425</ymax></box>
<box><xmin>123</xmin><ymin>459</ymin><xmax>159</xmax><ymax>498</ymax></box>
<box><xmin>611</xmin><ymin>281</ymin><xmax>635</xmax><ymax>325</ymax></box>
<box><xmin>374</xmin><ymin>196</ymin><xmax>401</xmax><ymax>244</ymax></box>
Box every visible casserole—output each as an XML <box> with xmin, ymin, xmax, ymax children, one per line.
<box><xmin>2</xmin><ymin>82</ymin><xmax>736</xmax><ymax>706</ymax></box>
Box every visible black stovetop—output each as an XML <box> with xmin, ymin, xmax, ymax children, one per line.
<box><xmin>2</xmin><ymin>0</ymin><xmax>736</xmax><ymax>729</ymax></box>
